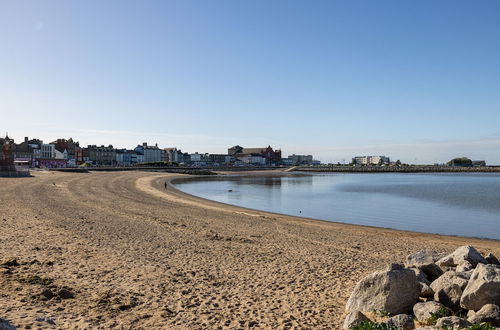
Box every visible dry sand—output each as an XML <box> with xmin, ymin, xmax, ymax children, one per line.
<box><xmin>0</xmin><ymin>171</ymin><xmax>499</xmax><ymax>329</ymax></box>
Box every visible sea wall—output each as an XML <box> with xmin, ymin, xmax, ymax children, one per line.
<box><xmin>294</xmin><ymin>166</ymin><xmax>500</xmax><ymax>173</ymax></box>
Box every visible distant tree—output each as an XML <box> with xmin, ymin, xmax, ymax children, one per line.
<box><xmin>447</xmin><ymin>157</ymin><xmax>473</xmax><ymax>167</ymax></box>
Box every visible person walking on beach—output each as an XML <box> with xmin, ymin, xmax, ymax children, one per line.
<box><xmin>164</xmin><ymin>181</ymin><xmax>167</xmax><ymax>189</ymax></box>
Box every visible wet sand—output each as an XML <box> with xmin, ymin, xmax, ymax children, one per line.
<box><xmin>1</xmin><ymin>171</ymin><xmax>499</xmax><ymax>329</ymax></box>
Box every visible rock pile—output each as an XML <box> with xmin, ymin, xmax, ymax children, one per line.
<box><xmin>344</xmin><ymin>246</ymin><xmax>500</xmax><ymax>329</ymax></box>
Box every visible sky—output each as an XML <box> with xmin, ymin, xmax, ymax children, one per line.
<box><xmin>1</xmin><ymin>1</ymin><xmax>499</xmax><ymax>164</ymax></box>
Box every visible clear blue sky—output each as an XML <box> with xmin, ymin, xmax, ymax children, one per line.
<box><xmin>1</xmin><ymin>1</ymin><xmax>499</xmax><ymax>164</ymax></box>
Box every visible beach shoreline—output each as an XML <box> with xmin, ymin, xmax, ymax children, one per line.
<box><xmin>1</xmin><ymin>171</ymin><xmax>499</xmax><ymax>328</ymax></box>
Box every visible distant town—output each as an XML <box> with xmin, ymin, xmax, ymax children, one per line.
<box><xmin>0</xmin><ymin>134</ymin><xmax>322</xmax><ymax>168</ymax></box>
<box><xmin>0</xmin><ymin>134</ymin><xmax>488</xmax><ymax>170</ymax></box>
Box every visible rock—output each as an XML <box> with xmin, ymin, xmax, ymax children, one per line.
<box><xmin>0</xmin><ymin>318</ymin><xmax>16</xmax><ymax>330</ymax></box>
<box><xmin>430</xmin><ymin>271</ymin><xmax>469</xmax><ymax>293</ymax></box>
<box><xmin>386</xmin><ymin>314</ymin><xmax>414</xmax><ymax>330</ymax></box>
<box><xmin>406</xmin><ymin>250</ymin><xmax>444</xmax><ymax>281</ymax></box>
<box><xmin>420</xmin><ymin>282</ymin><xmax>434</xmax><ymax>298</ymax></box>
<box><xmin>468</xmin><ymin>304</ymin><xmax>500</xmax><ymax>326</ymax></box>
<box><xmin>57</xmin><ymin>288</ymin><xmax>74</xmax><ymax>299</ymax></box>
<box><xmin>434</xmin><ymin>283</ymin><xmax>463</xmax><ymax>311</ymax></box>
<box><xmin>435</xmin><ymin>316</ymin><xmax>471</xmax><ymax>328</ymax></box>
<box><xmin>413</xmin><ymin>301</ymin><xmax>450</xmax><ymax>322</ymax></box>
<box><xmin>346</xmin><ymin>265</ymin><xmax>420</xmax><ymax>315</ymax></box>
<box><xmin>461</xmin><ymin>264</ymin><xmax>500</xmax><ymax>311</ymax></box>
<box><xmin>410</xmin><ymin>268</ymin><xmax>431</xmax><ymax>285</ymax></box>
<box><xmin>437</xmin><ymin>246</ymin><xmax>487</xmax><ymax>267</ymax></box>
<box><xmin>485</xmin><ymin>253</ymin><xmax>500</xmax><ymax>265</ymax></box>
<box><xmin>343</xmin><ymin>311</ymin><xmax>369</xmax><ymax>329</ymax></box>
<box><xmin>407</xmin><ymin>250</ymin><xmax>445</xmax><ymax>266</ymax></box>
<box><xmin>456</xmin><ymin>261</ymin><xmax>474</xmax><ymax>272</ymax></box>
<box><xmin>0</xmin><ymin>258</ymin><xmax>19</xmax><ymax>267</ymax></box>
<box><xmin>40</xmin><ymin>288</ymin><xmax>55</xmax><ymax>300</ymax></box>
<box><xmin>35</xmin><ymin>317</ymin><xmax>55</xmax><ymax>325</ymax></box>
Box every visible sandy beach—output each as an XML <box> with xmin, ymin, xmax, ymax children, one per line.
<box><xmin>1</xmin><ymin>171</ymin><xmax>499</xmax><ymax>329</ymax></box>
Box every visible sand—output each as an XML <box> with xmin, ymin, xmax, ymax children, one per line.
<box><xmin>0</xmin><ymin>171</ymin><xmax>499</xmax><ymax>329</ymax></box>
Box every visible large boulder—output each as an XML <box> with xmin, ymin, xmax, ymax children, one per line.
<box><xmin>413</xmin><ymin>301</ymin><xmax>450</xmax><ymax>322</ymax></box>
<box><xmin>430</xmin><ymin>271</ymin><xmax>469</xmax><ymax>293</ymax></box>
<box><xmin>437</xmin><ymin>246</ymin><xmax>487</xmax><ymax>267</ymax></box>
<box><xmin>343</xmin><ymin>311</ymin><xmax>369</xmax><ymax>329</ymax></box>
<box><xmin>434</xmin><ymin>283</ymin><xmax>462</xmax><ymax>311</ymax></box>
<box><xmin>460</xmin><ymin>264</ymin><xmax>500</xmax><ymax>311</ymax></box>
<box><xmin>386</xmin><ymin>314</ymin><xmax>414</xmax><ymax>330</ymax></box>
<box><xmin>435</xmin><ymin>316</ymin><xmax>471</xmax><ymax>328</ymax></box>
<box><xmin>467</xmin><ymin>304</ymin><xmax>500</xmax><ymax>326</ymax></box>
<box><xmin>345</xmin><ymin>264</ymin><xmax>420</xmax><ymax>315</ymax></box>
<box><xmin>406</xmin><ymin>250</ymin><xmax>444</xmax><ymax>281</ymax></box>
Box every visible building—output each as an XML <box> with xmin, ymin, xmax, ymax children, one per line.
<box><xmin>236</xmin><ymin>154</ymin><xmax>266</xmax><ymax>165</ymax></box>
<box><xmin>286</xmin><ymin>154</ymin><xmax>314</xmax><ymax>165</ymax></box>
<box><xmin>228</xmin><ymin>145</ymin><xmax>281</xmax><ymax>164</ymax></box>
<box><xmin>353</xmin><ymin>156</ymin><xmax>390</xmax><ymax>165</ymax></box>
<box><xmin>208</xmin><ymin>154</ymin><xmax>232</xmax><ymax>165</ymax></box>
<box><xmin>134</xmin><ymin>143</ymin><xmax>163</xmax><ymax>163</ymax></box>
<box><xmin>472</xmin><ymin>160</ymin><xmax>486</xmax><ymax>167</ymax></box>
<box><xmin>41</xmin><ymin>144</ymin><xmax>55</xmax><ymax>159</ymax></box>
<box><xmin>51</xmin><ymin>138</ymin><xmax>81</xmax><ymax>166</ymax></box>
<box><xmin>88</xmin><ymin>145</ymin><xmax>116</xmax><ymax>166</ymax></box>
<box><xmin>116</xmin><ymin>149</ymin><xmax>140</xmax><ymax>166</ymax></box>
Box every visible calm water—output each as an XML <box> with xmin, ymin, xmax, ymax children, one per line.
<box><xmin>173</xmin><ymin>173</ymin><xmax>500</xmax><ymax>239</ymax></box>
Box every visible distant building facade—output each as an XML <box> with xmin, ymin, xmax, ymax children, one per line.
<box><xmin>228</xmin><ymin>145</ymin><xmax>281</xmax><ymax>165</ymax></box>
<box><xmin>88</xmin><ymin>145</ymin><xmax>116</xmax><ymax>166</ymax></box>
<box><xmin>353</xmin><ymin>156</ymin><xmax>390</xmax><ymax>165</ymax></box>
<box><xmin>134</xmin><ymin>143</ymin><xmax>163</xmax><ymax>163</ymax></box>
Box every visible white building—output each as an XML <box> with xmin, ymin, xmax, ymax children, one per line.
<box><xmin>41</xmin><ymin>144</ymin><xmax>55</xmax><ymax>159</ymax></box>
<box><xmin>353</xmin><ymin>156</ymin><xmax>390</xmax><ymax>165</ymax></box>
<box><xmin>134</xmin><ymin>143</ymin><xmax>163</xmax><ymax>163</ymax></box>
<box><xmin>237</xmin><ymin>155</ymin><xmax>266</xmax><ymax>165</ymax></box>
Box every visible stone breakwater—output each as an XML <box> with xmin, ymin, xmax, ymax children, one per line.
<box><xmin>344</xmin><ymin>246</ymin><xmax>500</xmax><ymax>329</ymax></box>
<box><xmin>295</xmin><ymin>166</ymin><xmax>500</xmax><ymax>173</ymax></box>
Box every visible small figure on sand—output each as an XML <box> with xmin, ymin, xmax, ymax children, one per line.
<box><xmin>164</xmin><ymin>182</ymin><xmax>167</xmax><ymax>189</ymax></box>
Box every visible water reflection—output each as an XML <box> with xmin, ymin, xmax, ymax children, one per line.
<box><xmin>174</xmin><ymin>173</ymin><xmax>500</xmax><ymax>239</ymax></box>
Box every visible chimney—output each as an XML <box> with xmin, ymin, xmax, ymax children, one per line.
<box><xmin>25</xmin><ymin>137</ymin><xmax>28</xmax><ymax>142</ymax></box>
<box><xmin>155</xmin><ymin>143</ymin><xmax>158</xmax><ymax>147</ymax></box>
<box><xmin>143</xmin><ymin>142</ymin><xmax>147</xmax><ymax>147</ymax></box>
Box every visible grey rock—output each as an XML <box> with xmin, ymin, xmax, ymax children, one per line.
<box><xmin>407</xmin><ymin>250</ymin><xmax>445</xmax><ymax>266</ymax></box>
<box><xmin>386</xmin><ymin>314</ymin><xmax>414</xmax><ymax>330</ymax></box>
<box><xmin>434</xmin><ymin>283</ymin><xmax>463</xmax><ymax>311</ymax></box>
<box><xmin>410</xmin><ymin>268</ymin><xmax>431</xmax><ymax>285</ymax></box>
<box><xmin>343</xmin><ymin>310</ymin><xmax>369</xmax><ymax>329</ymax></box>
<box><xmin>413</xmin><ymin>301</ymin><xmax>450</xmax><ymax>322</ymax></box>
<box><xmin>406</xmin><ymin>250</ymin><xmax>444</xmax><ymax>281</ymax></box>
<box><xmin>437</xmin><ymin>245</ymin><xmax>487</xmax><ymax>268</ymax></box>
<box><xmin>420</xmin><ymin>282</ymin><xmax>434</xmax><ymax>298</ymax></box>
<box><xmin>485</xmin><ymin>253</ymin><xmax>500</xmax><ymax>266</ymax></box>
<box><xmin>430</xmin><ymin>271</ymin><xmax>469</xmax><ymax>293</ymax></box>
<box><xmin>35</xmin><ymin>317</ymin><xmax>55</xmax><ymax>325</ymax></box>
<box><xmin>435</xmin><ymin>316</ymin><xmax>471</xmax><ymax>328</ymax></box>
<box><xmin>468</xmin><ymin>304</ymin><xmax>500</xmax><ymax>326</ymax></box>
<box><xmin>346</xmin><ymin>266</ymin><xmax>420</xmax><ymax>315</ymax></box>
<box><xmin>0</xmin><ymin>318</ymin><xmax>16</xmax><ymax>330</ymax></box>
<box><xmin>461</xmin><ymin>263</ymin><xmax>500</xmax><ymax>311</ymax></box>
<box><xmin>456</xmin><ymin>261</ymin><xmax>474</xmax><ymax>272</ymax></box>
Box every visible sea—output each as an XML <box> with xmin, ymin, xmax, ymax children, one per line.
<box><xmin>173</xmin><ymin>172</ymin><xmax>500</xmax><ymax>240</ymax></box>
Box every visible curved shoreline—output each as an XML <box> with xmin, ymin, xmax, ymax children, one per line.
<box><xmin>154</xmin><ymin>173</ymin><xmax>500</xmax><ymax>243</ymax></box>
